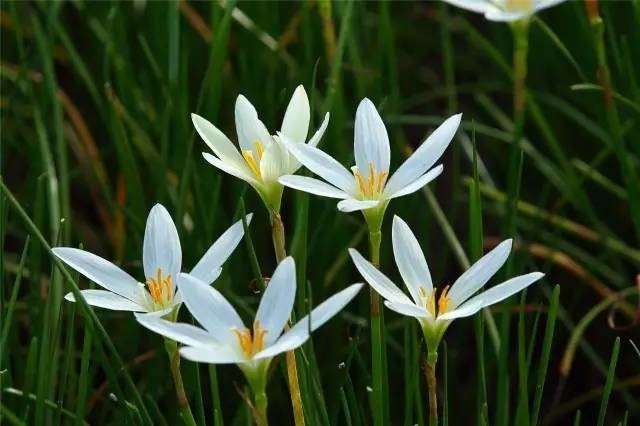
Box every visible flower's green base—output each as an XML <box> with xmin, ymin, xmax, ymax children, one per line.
<box><xmin>256</xmin><ymin>182</ymin><xmax>284</xmax><ymax>215</ymax></box>
<box><xmin>362</xmin><ymin>201</ymin><xmax>389</xmax><ymax>238</ymax></box>
<box><xmin>240</xmin><ymin>360</ymin><xmax>271</xmax><ymax>426</ymax></box>
<box><xmin>421</xmin><ymin>321</ymin><xmax>449</xmax><ymax>355</ymax></box>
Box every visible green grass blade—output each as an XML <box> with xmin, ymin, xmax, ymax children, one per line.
<box><xmin>596</xmin><ymin>337</ymin><xmax>621</xmax><ymax>426</ymax></box>
<box><xmin>530</xmin><ymin>284</ymin><xmax>560</xmax><ymax>425</ymax></box>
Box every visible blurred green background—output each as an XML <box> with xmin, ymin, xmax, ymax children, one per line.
<box><xmin>1</xmin><ymin>1</ymin><xmax>639</xmax><ymax>425</ymax></box>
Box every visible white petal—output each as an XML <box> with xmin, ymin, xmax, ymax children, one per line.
<box><xmin>53</xmin><ymin>247</ymin><xmax>144</xmax><ymax>304</ymax></box>
<box><xmin>143</xmin><ymin>204</ymin><xmax>182</xmax><ymax>283</ymax></box>
<box><xmin>178</xmin><ymin>273</ymin><xmax>244</xmax><ymax>344</ymax></box>
<box><xmin>135</xmin><ymin>314</ymin><xmax>219</xmax><ymax>347</ymax></box>
<box><xmin>348</xmin><ymin>249</ymin><xmax>413</xmax><ymax>305</ymax></box>
<box><xmin>391</xmin><ymin>216</ymin><xmax>432</xmax><ymax>304</ymax></box>
<box><xmin>280</xmin><ymin>85</ymin><xmax>310</xmax><ymax>143</ymax></box>
<box><xmin>386</xmin><ymin>165</ymin><xmax>443</xmax><ymax>199</ymax></box>
<box><xmin>192</xmin><ymin>113</ymin><xmax>245</xmax><ymax>168</ymax></box>
<box><xmin>288</xmin><ymin>112</ymin><xmax>330</xmax><ymax>173</ymax></box>
<box><xmin>535</xmin><ymin>0</ymin><xmax>567</xmax><ymax>11</ymax></box>
<box><xmin>354</xmin><ymin>98</ymin><xmax>390</xmax><ymax>174</ymax></box>
<box><xmin>65</xmin><ymin>290</ymin><xmax>146</xmax><ymax>312</ymax></box>
<box><xmin>484</xmin><ymin>8</ymin><xmax>529</xmax><ymax>21</ymax></box>
<box><xmin>180</xmin><ymin>345</ymin><xmax>246</xmax><ymax>365</ymax></box>
<box><xmin>337</xmin><ymin>199</ymin><xmax>380</xmax><ymax>212</ymax></box>
<box><xmin>308</xmin><ymin>112</ymin><xmax>330</xmax><ymax>148</ymax></box>
<box><xmin>447</xmin><ymin>239</ymin><xmax>513</xmax><ymax>308</ymax></box>
<box><xmin>203</xmin><ymin>152</ymin><xmax>259</xmax><ymax>187</ymax></box>
<box><xmin>254</xmin><ymin>283</ymin><xmax>363</xmax><ymax>360</ymax></box>
<box><xmin>294</xmin><ymin>283</ymin><xmax>363</xmax><ymax>333</ymax></box>
<box><xmin>436</xmin><ymin>298</ymin><xmax>486</xmax><ymax>321</ymax></box>
<box><xmin>279</xmin><ymin>175</ymin><xmax>349</xmax><ymax>199</ymax></box>
<box><xmin>253</xmin><ymin>329</ymin><xmax>309</xmax><ymax>360</ymax></box>
<box><xmin>457</xmin><ymin>272</ymin><xmax>545</xmax><ymax>316</ymax></box>
<box><xmin>384</xmin><ymin>114</ymin><xmax>460</xmax><ymax>195</ymax></box>
<box><xmin>283</xmin><ymin>140</ymin><xmax>357</xmax><ymax>193</ymax></box>
<box><xmin>259</xmin><ymin>138</ymin><xmax>287</xmax><ymax>182</ymax></box>
<box><xmin>384</xmin><ymin>300</ymin><xmax>431</xmax><ymax>320</ymax></box>
<box><xmin>190</xmin><ymin>214</ymin><xmax>252</xmax><ymax>285</ymax></box>
<box><xmin>235</xmin><ymin>95</ymin><xmax>272</xmax><ymax>152</ymax></box>
<box><xmin>255</xmin><ymin>257</ymin><xmax>296</xmax><ymax>345</ymax></box>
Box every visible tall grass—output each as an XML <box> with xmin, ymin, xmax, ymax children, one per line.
<box><xmin>1</xmin><ymin>1</ymin><xmax>638</xmax><ymax>424</ymax></box>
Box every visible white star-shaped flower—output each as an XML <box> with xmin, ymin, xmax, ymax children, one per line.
<box><xmin>192</xmin><ymin>85</ymin><xmax>329</xmax><ymax>212</ymax></box>
<box><xmin>136</xmin><ymin>257</ymin><xmax>362</xmax><ymax>378</ymax></box>
<box><xmin>54</xmin><ymin>204</ymin><xmax>250</xmax><ymax>316</ymax></box>
<box><xmin>279</xmin><ymin>98</ymin><xmax>460</xmax><ymax>227</ymax></box>
<box><xmin>350</xmin><ymin>216</ymin><xmax>544</xmax><ymax>351</ymax></box>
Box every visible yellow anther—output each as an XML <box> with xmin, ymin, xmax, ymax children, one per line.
<box><xmin>376</xmin><ymin>171</ymin><xmax>388</xmax><ymax>193</ymax></box>
<box><xmin>354</xmin><ymin>169</ymin><xmax>367</xmax><ymax>195</ymax></box>
<box><xmin>368</xmin><ymin>163</ymin><xmax>376</xmax><ymax>195</ymax></box>
<box><xmin>255</xmin><ymin>140</ymin><xmax>265</xmax><ymax>158</ymax></box>
<box><xmin>233</xmin><ymin>320</ymin><xmax>268</xmax><ymax>358</ymax></box>
<box><xmin>427</xmin><ymin>291</ymin><xmax>436</xmax><ymax>316</ymax></box>
<box><xmin>146</xmin><ymin>268</ymin><xmax>173</xmax><ymax>305</ymax></box>
<box><xmin>438</xmin><ymin>285</ymin><xmax>451</xmax><ymax>315</ymax></box>
<box><xmin>352</xmin><ymin>162</ymin><xmax>388</xmax><ymax>199</ymax></box>
<box><xmin>419</xmin><ymin>285</ymin><xmax>451</xmax><ymax>317</ymax></box>
<box><xmin>242</xmin><ymin>140</ymin><xmax>265</xmax><ymax>180</ymax></box>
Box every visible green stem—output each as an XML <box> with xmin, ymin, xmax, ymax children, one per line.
<box><xmin>425</xmin><ymin>351</ymin><xmax>438</xmax><ymax>426</ymax></box>
<box><xmin>254</xmin><ymin>390</ymin><xmax>269</xmax><ymax>426</ymax></box>
<box><xmin>270</xmin><ymin>211</ymin><xmax>305</xmax><ymax>426</ymax></box>
<box><xmin>497</xmin><ymin>20</ymin><xmax>529</xmax><ymax>426</ymax></box>
<box><xmin>586</xmin><ymin>1</ymin><xmax>640</xmax><ymax>243</ymax></box>
<box><xmin>503</xmin><ymin>19</ymin><xmax>530</xmax><ymax>246</ymax></box>
<box><xmin>271</xmin><ymin>212</ymin><xmax>287</xmax><ymax>263</ymax></box>
<box><xmin>368</xmin><ymin>229</ymin><xmax>387</xmax><ymax>426</ymax></box>
<box><xmin>165</xmin><ymin>339</ymin><xmax>197</xmax><ymax>426</ymax></box>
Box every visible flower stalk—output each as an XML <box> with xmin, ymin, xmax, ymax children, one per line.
<box><xmin>584</xmin><ymin>0</ymin><xmax>640</xmax><ymax>242</ymax></box>
<box><xmin>165</xmin><ymin>337</ymin><xmax>197</xmax><ymax>426</ymax></box>
<box><xmin>271</xmin><ymin>212</ymin><xmax>287</xmax><ymax>263</ymax></box>
<box><xmin>504</xmin><ymin>19</ymin><xmax>530</xmax><ymax>244</ymax></box>
<box><xmin>424</xmin><ymin>350</ymin><xmax>438</xmax><ymax>426</ymax></box>
<box><xmin>242</xmin><ymin>363</ymin><xmax>270</xmax><ymax>426</ymax></box>
<box><xmin>254</xmin><ymin>390</ymin><xmax>269</xmax><ymax>426</ymax></box>
<box><xmin>269</xmin><ymin>211</ymin><xmax>306</xmax><ymax>426</ymax></box>
<box><xmin>367</xmin><ymin>216</ymin><xmax>388</xmax><ymax>426</ymax></box>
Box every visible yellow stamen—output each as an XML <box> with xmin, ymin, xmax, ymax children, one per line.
<box><xmin>438</xmin><ymin>285</ymin><xmax>451</xmax><ymax>315</ymax></box>
<box><xmin>419</xmin><ymin>285</ymin><xmax>452</xmax><ymax>317</ymax></box>
<box><xmin>354</xmin><ymin>169</ymin><xmax>367</xmax><ymax>195</ymax></box>
<box><xmin>233</xmin><ymin>320</ymin><xmax>268</xmax><ymax>358</ymax></box>
<box><xmin>368</xmin><ymin>163</ymin><xmax>376</xmax><ymax>195</ymax></box>
<box><xmin>352</xmin><ymin>161</ymin><xmax>388</xmax><ymax>199</ymax></box>
<box><xmin>376</xmin><ymin>171</ymin><xmax>388</xmax><ymax>193</ymax></box>
<box><xmin>146</xmin><ymin>268</ymin><xmax>173</xmax><ymax>305</ymax></box>
<box><xmin>242</xmin><ymin>140</ymin><xmax>265</xmax><ymax>180</ymax></box>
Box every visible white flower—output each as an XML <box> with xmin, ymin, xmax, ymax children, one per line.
<box><xmin>442</xmin><ymin>0</ymin><xmax>566</xmax><ymax>22</ymax></box>
<box><xmin>135</xmin><ymin>257</ymin><xmax>362</xmax><ymax>379</ymax></box>
<box><xmin>349</xmin><ymin>216</ymin><xmax>544</xmax><ymax>351</ymax></box>
<box><xmin>192</xmin><ymin>85</ymin><xmax>329</xmax><ymax>212</ymax></box>
<box><xmin>53</xmin><ymin>204</ymin><xmax>251</xmax><ymax>316</ymax></box>
<box><xmin>279</xmin><ymin>98</ymin><xmax>460</xmax><ymax>225</ymax></box>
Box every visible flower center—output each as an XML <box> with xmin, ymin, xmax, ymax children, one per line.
<box><xmin>146</xmin><ymin>268</ymin><xmax>173</xmax><ymax>306</ymax></box>
<box><xmin>242</xmin><ymin>140</ymin><xmax>265</xmax><ymax>180</ymax></box>
<box><xmin>353</xmin><ymin>162</ymin><xmax>388</xmax><ymax>199</ymax></box>
<box><xmin>504</xmin><ymin>0</ymin><xmax>532</xmax><ymax>12</ymax></box>
<box><xmin>419</xmin><ymin>285</ymin><xmax>451</xmax><ymax>317</ymax></box>
<box><xmin>233</xmin><ymin>320</ymin><xmax>268</xmax><ymax>358</ymax></box>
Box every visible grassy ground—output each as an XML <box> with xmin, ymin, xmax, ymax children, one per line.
<box><xmin>1</xmin><ymin>1</ymin><xmax>639</xmax><ymax>425</ymax></box>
